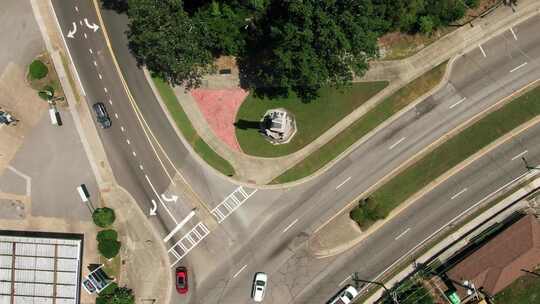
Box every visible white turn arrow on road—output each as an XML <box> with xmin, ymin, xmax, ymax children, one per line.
<box><xmin>67</xmin><ymin>22</ymin><xmax>77</xmax><ymax>38</ymax></box>
<box><xmin>161</xmin><ymin>193</ymin><xmax>179</xmax><ymax>203</ymax></box>
<box><xmin>84</xmin><ymin>18</ymin><xmax>99</xmax><ymax>32</ymax></box>
<box><xmin>149</xmin><ymin>199</ymin><xmax>157</xmax><ymax>216</ymax></box>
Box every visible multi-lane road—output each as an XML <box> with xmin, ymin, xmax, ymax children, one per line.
<box><xmin>50</xmin><ymin>1</ymin><xmax>540</xmax><ymax>303</ymax></box>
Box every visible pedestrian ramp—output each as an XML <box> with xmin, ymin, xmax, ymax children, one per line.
<box><xmin>168</xmin><ymin>221</ymin><xmax>210</xmax><ymax>267</ymax></box>
<box><xmin>211</xmin><ymin>186</ymin><xmax>258</xmax><ymax>223</ymax></box>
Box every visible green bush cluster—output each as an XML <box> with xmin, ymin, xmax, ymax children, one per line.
<box><xmin>96</xmin><ymin>283</ymin><xmax>134</xmax><ymax>304</ymax></box>
<box><xmin>349</xmin><ymin>198</ymin><xmax>385</xmax><ymax>229</ymax></box>
<box><xmin>29</xmin><ymin>60</ymin><xmax>48</xmax><ymax>80</ymax></box>
<box><xmin>97</xmin><ymin>229</ymin><xmax>121</xmax><ymax>259</ymax></box>
<box><xmin>93</xmin><ymin>208</ymin><xmax>116</xmax><ymax>228</ymax></box>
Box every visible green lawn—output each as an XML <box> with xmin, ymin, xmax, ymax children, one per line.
<box><xmin>273</xmin><ymin>61</ymin><xmax>447</xmax><ymax>184</ymax></box>
<box><xmin>494</xmin><ymin>270</ymin><xmax>540</xmax><ymax>303</ymax></box>
<box><xmin>152</xmin><ymin>77</ymin><xmax>235</xmax><ymax>177</ymax></box>
<box><xmin>235</xmin><ymin>82</ymin><xmax>388</xmax><ymax>157</ymax></box>
<box><xmin>351</xmin><ymin>84</ymin><xmax>540</xmax><ymax>229</ymax></box>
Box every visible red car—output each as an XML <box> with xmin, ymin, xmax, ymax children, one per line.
<box><xmin>175</xmin><ymin>267</ymin><xmax>188</xmax><ymax>294</ymax></box>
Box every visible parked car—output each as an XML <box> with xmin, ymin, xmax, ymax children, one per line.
<box><xmin>175</xmin><ymin>267</ymin><xmax>188</xmax><ymax>294</ymax></box>
<box><xmin>251</xmin><ymin>272</ymin><xmax>268</xmax><ymax>302</ymax></box>
<box><xmin>92</xmin><ymin>102</ymin><xmax>111</xmax><ymax>128</ymax></box>
<box><xmin>328</xmin><ymin>285</ymin><xmax>358</xmax><ymax>304</ymax></box>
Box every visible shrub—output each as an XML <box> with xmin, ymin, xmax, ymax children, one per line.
<box><xmin>97</xmin><ymin>229</ymin><xmax>118</xmax><ymax>243</ymax></box>
<box><xmin>349</xmin><ymin>199</ymin><xmax>386</xmax><ymax>229</ymax></box>
<box><xmin>38</xmin><ymin>85</ymin><xmax>55</xmax><ymax>101</ymax></box>
<box><xmin>98</xmin><ymin>239</ymin><xmax>121</xmax><ymax>259</ymax></box>
<box><xmin>93</xmin><ymin>208</ymin><xmax>116</xmax><ymax>227</ymax></box>
<box><xmin>96</xmin><ymin>284</ymin><xmax>134</xmax><ymax>304</ymax></box>
<box><xmin>419</xmin><ymin>16</ymin><xmax>434</xmax><ymax>35</ymax></box>
<box><xmin>29</xmin><ymin>60</ymin><xmax>48</xmax><ymax>80</ymax></box>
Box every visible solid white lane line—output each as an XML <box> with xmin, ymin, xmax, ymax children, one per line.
<box><xmin>139</xmin><ymin>164</ymin><xmax>144</xmax><ymax>171</ymax></box>
<box><xmin>126</xmin><ymin>139</ymin><xmax>130</xmax><ymax>145</ymax></box>
<box><xmin>132</xmin><ymin>151</ymin><xmax>137</xmax><ymax>157</ymax></box>
<box><xmin>114</xmin><ymin>113</ymin><xmax>119</xmax><ymax>119</ymax></box>
<box><xmin>510</xmin><ymin>27</ymin><xmax>518</xmax><ymax>40</ymax></box>
<box><xmin>98</xmin><ymin>73</ymin><xmax>102</xmax><ymax>80</ymax></box>
<box><xmin>510</xmin><ymin>62</ymin><xmax>527</xmax><ymax>73</ymax></box>
<box><xmin>109</xmin><ymin>99</ymin><xmax>113</xmax><ymax>105</ymax></box>
<box><xmin>282</xmin><ymin>219</ymin><xmax>299</xmax><ymax>233</ymax></box>
<box><xmin>104</xmin><ymin>87</ymin><xmax>108</xmax><ymax>93</ymax></box>
<box><xmin>88</xmin><ymin>48</ymin><xmax>93</xmax><ymax>54</ymax></box>
<box><xmin>511</xmin><ymin>150</ymin><xmax>528</xmax><ymax>161</ymax></box>
<box><xmin>233</xmin><ymin>264</ymin><xmax>248</xmax><ymax>278</ymax></box>
<box><xmin>339</xmin><ymin>275</ymin><xmax>352</xmax><ymax>286</ymax></box>
<box><xmin>388</xmin><ymin>137</ymin><xmax>407</xmax><ymax>150</ymax></box>
<box><xmin>144</xmin><ymin>174</ymin><xmax>178</xmax><ymax>224</ymax></box>
<box><xmin>163</xmin><ymin>210</ymin><xmax>197</xmax><ymax>242</ymax></box>
<box><xmin>83</xmin><ymin>32</ymin><xmax>87</xmax><ymax>39</ymax></box>
<box><xmin>120</xmin><ymin>126</ymin><xmax>125</xmax><ymax>132</ymax></box>
<box><xmin>478</xmin><ymin>44</ymin><xmax>487</xmax><ymax>57</ymax></box>
<box><xmin>395</xmin><ymin>228</ymin><xmax>411</xmax><ymax>240</ymax></box>
<box><xmin>451</xmin><ymin>188</ymin><xmax>468</xmax><ymax>200</ymax></box>
<box><xmin>335</xmin><ymin>177</ymin><xmax>352</xmax><ymax>190</ymax></box>
<box><xmin>93</xmin><ymin>60</ymin><xmax>97</xmax><ymax>67</ymax></box>
<box><xmin>449</xmin><ymin>97</ymin><xmax>466</xmax><ymax>109</ymax></box>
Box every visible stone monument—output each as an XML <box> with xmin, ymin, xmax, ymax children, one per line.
<box><xmin>260</xmin><ymin>108</ymin><xmax>297</xmax><ymax>145</ymax></box>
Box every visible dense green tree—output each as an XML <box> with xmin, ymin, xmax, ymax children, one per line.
<box><xmin>419</xmin><ymin>16</ymin><xmax>434</xmax><ymax>34</ymax></box>
<box><xmin>126</xmin><ymin>0</ymin><xmax>478</xmax><ymax>100</ymax></box>
<box><xmin>127</xmin><ymin>0</ymin><xmax>214</xmax><ymax>89</ymax></box>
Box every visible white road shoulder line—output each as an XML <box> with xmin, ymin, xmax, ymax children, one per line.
<box><xmin>388</xmin><ymin>137</ymin><xmax>407</xmax><ymax>150</ymax></box>
<box><xmin>510</xmin><ymin>27</ymin><xmax>518</xmax><ymax>40</ymax></box>
<box><xmin>449</xmin><ymin>97</ymin><xmax>466</xmax><ymax>109</ymax></box>
<box><xmin>282</xmin><ymin>219</ymin><xmax>299</xmax><ymax>233</ymax></box>
<box><xmin>233</xmin><ymin>264</ymin><xmax>248</xmax><ymax>278</ymax></box>
<box><xmin>339</xmin><ymin>275</ymin><xmax>352</xmax><ymax>286</ymax></box>
<box><xmin>336</xmin><ymin>177</ymin><xmax>352</xmax><ymax>190</ymax></box>
<box><xmin>478</xmin><ymin>44</ymin><xmax>487</xmax><ymax>57</ymax></box>
<box><xmin>511</xmin><ymin>150</ymin><xmax>528</xmax><ymax>161</ymax></box>
<box><xmin>395</xmin><ymin>228</ymin><xmax>411</xmax><ymax>240</ymax></box>
<box><xmin>510</xmin><ymin>62</ymin><xmax>527</xmax><ymax>73</ymax></box>
<box><xmin>451</xmin><ymin>188</ymin><xmax>468</xmax><ymax>200</ymax></box>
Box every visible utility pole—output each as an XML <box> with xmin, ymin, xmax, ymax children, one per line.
<box><xmin>521</xmin><ymin>156</ymin><xmax>539</xmax><ymax>171</ymax></box>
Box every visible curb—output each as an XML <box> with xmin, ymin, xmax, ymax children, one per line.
<box><xmin>310</xmin><ymin>78</ymin><xmax>540</xmax><ymax>257</ymax></box>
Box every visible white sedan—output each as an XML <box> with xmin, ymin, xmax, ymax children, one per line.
<box><xmin>251</xmin><ymin>272</ymin><xmax>268</xmax><ymax>302</ymax></box>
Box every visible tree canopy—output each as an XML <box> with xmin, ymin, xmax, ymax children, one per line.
<box><xmin>126</xmin><ymin>0</ymin><xmax>477</xmax><ymax>99</ymax></box>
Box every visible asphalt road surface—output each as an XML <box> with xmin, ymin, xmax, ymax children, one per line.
<box><xmin>50</xmin><ymin>2</ymin><xmax>540</xmax><ymax>303</ymax></box>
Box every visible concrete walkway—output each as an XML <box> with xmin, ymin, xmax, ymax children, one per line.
<box><xmin>166</xmin><ymin>0</ymin><xmax>540</xmax><ymax>185</ymax></box>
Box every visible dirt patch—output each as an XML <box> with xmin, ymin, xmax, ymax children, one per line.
<box><xmin>0</xmin><ymin>62</ymin><xmax>47</xmax><ymax>174</ymax></box>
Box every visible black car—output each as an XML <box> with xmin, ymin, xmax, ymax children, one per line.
<box><xmin>92</xmin><ymin>102</ymin><xmax>111</xmax><ymax>128</ymax></box>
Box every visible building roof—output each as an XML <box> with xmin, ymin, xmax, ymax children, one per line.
<box><xmin>447</xmin><ymin>214</ymin><xmax>540</xmax><ymax>297</ymax></box>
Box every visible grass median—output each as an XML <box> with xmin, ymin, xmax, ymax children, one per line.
<box><xmin>236</xmin><ymin>82</ymin><xmax>388</xmax><ymax>157</ymax></box>
<box><xmin>152</xmin><ymin>77</ymin><xmax>235</xmax><ymax>177</ymax></box>
<box><xmin>273</xmin><ymin>61</ymin><xmax>447</xmax><ymax>184</ymax></box>
<box><xmin>350</xmin><ymin>83</ymin><xmax>540</xmax><ymax>229</ymax></box>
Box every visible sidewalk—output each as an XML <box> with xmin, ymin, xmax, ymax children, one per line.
<box><xmin>31</xmin><ymin>1</ymin><xmax>172</xmax><ymax>304</ymax></box>
<box><xmin>164</xmin><ymin>0</ymin><xmax>540</xmax><ymax>186</ymax></box>
<box><xmin>362</xmin><ymin>174</ymin><xmax>540</xmax><ymax>304</ymax></box>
